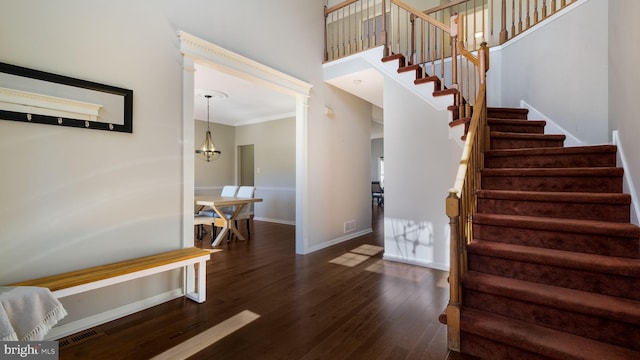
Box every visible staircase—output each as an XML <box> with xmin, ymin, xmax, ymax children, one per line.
<box><xmin>380</xmin><ymin>47</ymin><xmax>640</xmax><ymax>360</ymax></box>
<box><xmin>458</xmin><ymin>107</ymin><xmax>640</xmax><ymax>359</ymax></box>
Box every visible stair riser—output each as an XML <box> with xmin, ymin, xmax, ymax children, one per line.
<box><xmin>489</xmin><ymin>124</ymin><xmax>545</xmax><ymax>134</ymax></box>
<box><xmin>487</xmin><ymin>109</ymin><xmax>529</xmax><ymax>120</ymax></box>
<box><xmin>467</xmin><ymin>253</ymin><xmax>640</xmax><ymax>300</ymax></box>
<box><xmin>460</xmin><ymin>331</ymin><xmax>548</xmax><ymax>360</ymax></box>
<box><xmin>491</xmin><ymin>138</ymin><xmax>564</xmax><ymax>150</ymax></box>
<box><xmin>477</xmin><ymin>198</ymin><xmax>630</xmax><ymax>223</ymax></box>
<box><xmin>485</xmin><ymin>153</ymin><xmax>617</xmax><ymax>168</ymax></box>
<box><xmin>463</xmin><ymin>289</ymin><xmax>640</xmax><ymax>351</ymax></box>
<box><xmin>473</xmin><ymin>222</ymin><xmax>640</xmax><ymax>259</ymax></box>
<box><xmin>481</xmin><ymin>176</ymin><xmax>623</xmax><ymax>193</ymax></box>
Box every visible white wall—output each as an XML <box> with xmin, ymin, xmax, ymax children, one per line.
<box><xmin>236</xmin><ymin>117</ymin><xmax>296</xmax><ymax>224</ymax></box>
<box><xmin>609</xmin><ymin>1</ymin><xmax>640</xmax><ymax>225</ymax></box>
<box><xmin>498</xmin><ymin>0</ymin><xmax>608</xmax><ymax>145</ymax></box>
<box><xmin>0</xmin><ymin>2</ymin><xmax>187</xmax><ymax>278</ymax></box>
<box><xmin>305</xmin><ymin>84</ymin><xmax>374</xmax><ymax>252</ymax></box>
<box><xmin>194</xmin><ymin>121</ymin><xmax>236</xmax><ymax>190</ymax></box>
<box><xmin>382</xmin><ymin>78</ymin><xmax>461</xmax><ymax>270</ymax></box>
<box><xmin>0</xmin><ymin>0</ymin><xmax>373</xmax><ymax>336</ymax></box>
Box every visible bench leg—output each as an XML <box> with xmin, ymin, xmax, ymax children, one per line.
<box><xmin>185</xmin><ymin>260</ymin><xmax>207</xmax><ymax>303</ymax></box>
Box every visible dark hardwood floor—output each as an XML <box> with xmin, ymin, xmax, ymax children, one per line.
<box><xmin>60</xmin><ymin>206</ymin><xmax>461</xmax><ymax>360</ymax></box>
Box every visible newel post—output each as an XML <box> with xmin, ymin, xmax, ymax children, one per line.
<box><xmin>446</xmin><ymin>190</ymin><xmax>461</xmax><ymax>351</ymax></box>
<box><xmin>478</xmin><ymin>42</ymin><xmax>489</xmax><ymax>83</ymax></box>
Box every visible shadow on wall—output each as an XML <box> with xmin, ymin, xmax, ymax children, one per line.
<box><xmin>389</xmin><ymin>218</ymin><xmax>434</xmax><ymax>259</ymax></box>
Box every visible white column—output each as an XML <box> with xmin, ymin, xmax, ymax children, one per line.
<box><xmin>295</xmin><ymin>94</ymin><xmax>310</xmax><ymax>254</ymax></box>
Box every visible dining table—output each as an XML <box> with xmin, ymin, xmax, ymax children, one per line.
<box><xmin>195</xmin><ymin>195</ymin><xmax>263</xmax><ymax>247</ymax></box>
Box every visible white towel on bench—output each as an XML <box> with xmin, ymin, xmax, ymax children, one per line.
<box><xmin>0</xmin><ymin>286</ymin><xmax>67</xmax><ymax>341</ymax></box>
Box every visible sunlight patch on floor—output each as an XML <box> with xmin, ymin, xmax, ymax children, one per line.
<box><xmin>328</xmin><ymin>244</ymin><xmax>384</xmax><ymax>267</ymax></box>
<box><xmin>436</xmin><ymin>272</ymin><xmax>450</xmax><ymax>289</ymax></box>
<box><xmin>329</xmin><ymin>252</ymin><xmax>370</xmax><ymax>267</ymax></box>
<box><xmin>365</xmin><ymin>259</ymin><xmax>428</xmax><ymax>283</ymax></box>
<box><xmin>151</xmin><ymin>310</ymin><xmax>260</xmax><ymax>360</ymax></box>
<box><xmin>350</xmin><ymin>244</ymin><xmax>384</xmax><ymax>256</ymax></box>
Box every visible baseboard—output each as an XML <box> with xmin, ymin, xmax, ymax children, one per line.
<box><xmin>382</xmin><ymin>252</ymin><xmax>449</xmax><ymax>271</ymax></box>
<box><xmin>253</xmin><ymin>217</ymin><xmax>295</xmax><ymax>226</ymax></box>
<box><xmin>612</xmin><ymin>130</ymin><xmax>640</xmax><ymax>226</ymax></box>
<box><xmin>45</xmin><ymin>289</ymin><xmax>183</xmax><ymax>340</ymax></box>
<box><xmin>520</xmin><ymin>100</ymin><xmax>583</xmax><ymax>147</ymax></box>
<box><xmin>304</xmin><ymin>228</ymin><xmax>373</xmax><ymax>254</ymax></box>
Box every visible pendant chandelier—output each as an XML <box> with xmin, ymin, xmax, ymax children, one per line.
<box><xmin>196</xmin><ymin>94</ymin><xmax>221</xmax><ymax>162</ymax></box>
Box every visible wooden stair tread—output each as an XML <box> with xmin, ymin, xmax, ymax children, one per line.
<box><xmin>477</xmin><ymin>189</ymin><xmax>631</xmax><ymax>204</ymax></box>
<box><xmin>488</xmin><ymin>118</ymin><xmax>546</xmax><ymax>126</ymax></box>
<box><xmin>467</xmin><ymin>239</ymin><xmax>640</xmax><ymax>277</ymax></box>
<box><xmin>434</xmin><ymin>88</ymin><xmax>457</xmax><ymax>97</ymax></box>
<box><xmin>397</xmin><ymin>64</ymin><xmax>422</xmax><ymax>77</ymax></box>
<box><xmin>381</xmin><ymin>53</ymin><xmax>405</xmax><ymax>67</ymax></box>
<box><xmin>449</xmin><ymin>117</ymin><xmax>470</xmax><ymax>128</ymax></box>
<box><xmin>481</xmin><ymin>167</ymin><xmax>624</xmax><ymax>176</ymax></box>
<box><xmin>415</xmin><ymin>75</ymin><xmax>440</xmax><ymax>85</ymax></box>
<box><xmin>485</xmin><ymin>144</ymin><xmax>618</xmax><ymax>157</ymax></box>
<box><xmin>464</xmin><ymin>271</ymin><xmax>640</xmax><ymax>325</ymax></box>
<box><xmin>473</xmin><ymin>213</ymin><xmax>640</xmax><ymax>237</ymax></box>
<box><xmin>491</xmin><ymin>131</ymin><xmax>566</xmax><ymax>140</ymax></box>
<box><xmin>461</xmin><ymin>309</ymin><xmax>640</xmax><ymax>360</ymax></box>
<box><xmin>487</xmin><ymin>107</ymin><xmax>529</xmax><ymax>114</ymax></box>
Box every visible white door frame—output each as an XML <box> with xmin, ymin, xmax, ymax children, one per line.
<box><xmin>178</xmin><ymin>31</ymin><xmax>312</xmax><ymax>254</ymax></box>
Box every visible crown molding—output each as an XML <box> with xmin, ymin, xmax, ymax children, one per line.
<box><xmin>177</xmin><ymin>31</ymin><xmax>312</xmax><ymax>98</ymax></box>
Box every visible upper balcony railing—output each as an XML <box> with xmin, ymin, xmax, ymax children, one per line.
<box><xmin>325</xmin><ymin>0</ymin><xmax>576</xmax><ymax>63</ymax></box>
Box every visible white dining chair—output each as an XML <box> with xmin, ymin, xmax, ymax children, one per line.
<box><xmin>220</xmin><ymin>185</ymin><xmax>239</xmax><ymax>197</ymax></box>
<box><xmin>198</xmin><ymin>185</ymin><xmax>238</xmax><ymax>217</ymax></box>
<box><xmin>195</xmin><ymin>185</ymin><xmax>239</xmax><ymax>242</ymax></box>
<box><xmin>235</xmin><ymin>186</ymin><xmax>256</xmax><ymax>237</ymax></box>
<box><xmin>213</xmin><ymin>185</ymin><xmax>256</xmax><ymax>239</ymax></box>
<box><xmin>194</xmin><ymin>213</ymin><xmax>216</xmax><ymax>243</ymax></box>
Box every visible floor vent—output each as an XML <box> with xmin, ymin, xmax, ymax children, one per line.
<box><xmin>58</xmin><ymin>327</ymin><xmax>103</xmax><ymax>348</ymax></box>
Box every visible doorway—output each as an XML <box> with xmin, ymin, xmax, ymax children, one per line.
<box><xmin>238</xmin><ymin>144</ymin><xmax>255</xmax><ymax>186</ymax></box>
<box><xmin>179</xmin><ymin>31</ymin><xmax>312</xmax><ymax>254</ymax></box>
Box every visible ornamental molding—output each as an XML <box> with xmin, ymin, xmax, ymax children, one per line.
<box><xmin>177</xmin><ymin>31</ymin><xmax>312</xmax><ymax>97</ymax></box>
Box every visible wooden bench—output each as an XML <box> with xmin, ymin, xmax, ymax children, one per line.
<box><xmin>9</xmin><ymin>247</ymin><xmax>213</xmax><ymax>303</ymax></box>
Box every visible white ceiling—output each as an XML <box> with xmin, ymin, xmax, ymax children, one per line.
<box><xmin>325</xmin><ymin>67</ymin><xmax>384</xmax><ymax>109</ymax></box>
<box><xmin>194</xmin><ymin>61</ymin><xmax>385</xmax><ymax>129</ymax></box>
<box><xmin>193</xmin><ymin>63</ymin><xmax>296</xmax><ymax>126</ymax></box>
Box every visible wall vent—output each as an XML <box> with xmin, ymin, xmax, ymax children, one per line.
<box><xmin>58</xmin><ymin>327</ymin><xmax>103</xmax><ymax>348</ymax></box>
<box><xmin>344</xmin><ymin>220</ymin><xmax>356</xmax><ymax>233</ymax></box>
